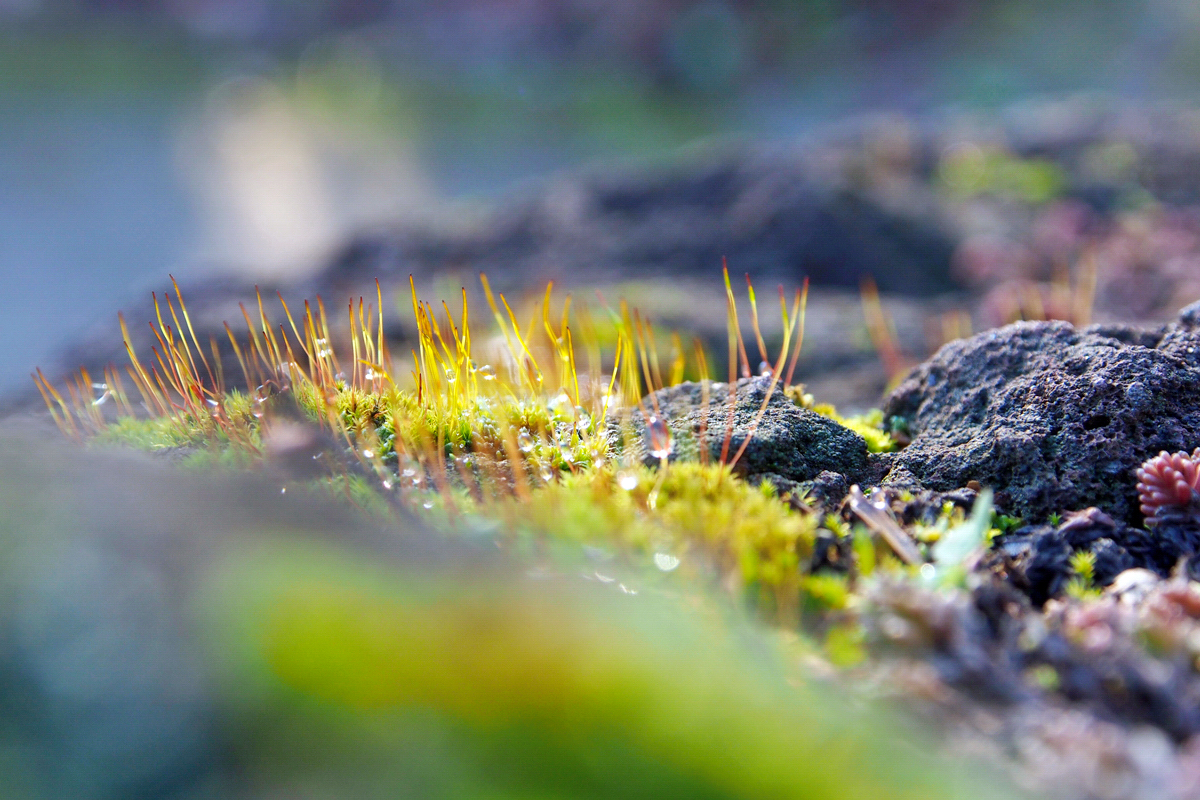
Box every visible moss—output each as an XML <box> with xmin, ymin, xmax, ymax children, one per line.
<box><xmin>479</xmin><ymin>461</ymin><xmax>821</xmax><ymax>621</ymax></box>
<box><xmin>1065</xmin><ymin>550</ymin><xmax>1102</xmax><ymax>600</ymax></box>
<box><xmin>938</xmin><ymin>145</ymin><xmax>1066</xmax><ymax>204</ymax></box>
<box><xmin>36</xmin><ymin>273</ymin><xmax>1025</xmax><ymax>661</ymax></box>
<box><xmin>810</xmin><ymin>405</ymin><xmax>897</xmax><ymax>453</ymax></box>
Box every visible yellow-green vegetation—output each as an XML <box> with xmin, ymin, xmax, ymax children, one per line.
<box><xmin>938</xmin><ymin>143</ymin><xmax>1066</xmax><ymax>204</ymax></box>
<box><xmin>0</xmin><ymin>428</ymin><xmax>1021</xmax><ymax>800</ymax></box>
<box><xmin>811</xmin><ymin>404</ymin><xmax>897</xmax><ymax>453</ymax></box>
<box><xmin>1065</xmin><ymin>549</ymin><xmax>1102</xmax><ymax>600</ymax></box>
<box><xmin>489</xmin><ymin>461</ymin><xmax>850</xmax><ymax>623</ymax></box>
<box><xmin>33</xmin><ymin>269</ymin><xmax>981</xmax><ymax>648</ymax></box>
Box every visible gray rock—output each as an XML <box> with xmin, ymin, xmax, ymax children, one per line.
<box><xmin>882</xmin><ymin>313</ymin><xmax>1200</xmax><ymax>523</ymax></box>
<box><xmin>619</xmin><ymin>376</ymin><xmax>869</xmax><ymax>484</ymax></box>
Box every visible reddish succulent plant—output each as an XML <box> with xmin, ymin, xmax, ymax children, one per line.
<box><xmin>1136</xmin><ymin>449</ymin><xmax>1200</xmax><ymax>524</ymax></box>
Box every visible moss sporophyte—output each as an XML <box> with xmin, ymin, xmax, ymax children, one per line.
<box><xmin>35</xmin><ymin>269</ymin><xmax>954</xmax><ymax>634</ymax></box>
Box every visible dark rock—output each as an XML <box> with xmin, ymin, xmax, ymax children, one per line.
<box><xmin>989</xmin><ymin>510</ymin><xmax>1200</xmax><ymax>606</ymax></box>
<box><xmin>1089</xmin><ymin>538</ymin><xmax>1135</xmax><ymax>586</ymax></box>
<box><xmin>809</xmin><ymin>527</ymin><xmax>853</xmax><ymax>575</ymax></box>
<box><xmin>621</xmin><ymin>376</ymin><xmax>869</xmax><ymax>484</ymax></box>
<box><xmin>797</xmin><ymin>469</ymin><xmax>852</xmax><ymax>513</ymax></box>
<box><xmin>882</xmin><ymin>314</ymin><xmax>1200</xmax><ymax>524</ymax></box>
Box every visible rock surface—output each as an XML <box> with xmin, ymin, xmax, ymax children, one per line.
<box><xmin>988</xmin><ymin>507</ymin><xmax>1200</xmax><ymax>606</ymax></box>
<box><xmin>883</xmin><ymin>307</ymin><xmax>1200</xmax><ymax>523</ymax></box>
<box><xmin>622</xmin><ymin>376</ymin><xmax>869</xmax><ymax>485</ymax></box>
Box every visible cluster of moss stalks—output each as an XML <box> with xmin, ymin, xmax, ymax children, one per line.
<box><xmin>36</xmin><ymin>272</ymin><xmax>1006</xmax><ymax>663</ymax></box>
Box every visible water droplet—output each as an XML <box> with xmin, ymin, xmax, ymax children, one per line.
<box><xmin>617</xmin><ymin>471</ymin><xmax>639</xmax><ymax>491</ymax></box>
<box><xmin>919</xmin><ymin>563</ymin><xmax>936</xmax><ymax>581</ymax></box>
<box><xmin>381</xmin><ymin>479</ymin><xmax>394</xmax><ymax>490</ymax></box>
<box><xmin>422</xmin><ymin>501</ymin><xmax>434</xmax><ymax>510</ymax></box>
<box><xmin>362</xmin><ymin>449</ymin><xmax>375</xmax><ymax>459</ymax></box>
<box><xmin>252</xmin><ymin>384</ymin><xmax>272</xmax><ymax>418</ymax></box>
<box><xmin>478</xmin><ymin>364</ymin><xmax>497</xmax><ymax>381</ymax></box>
<box><xmin>280</xmin><ymin>487</ymin><xmax>287</xmax><ymax>495</ymax></box>
<box><xmin>646</xmin><ymin>415</ymin><xmax>672</xmax><ymax>460</ymax></box>
<box><xmin>91</xmin><ymin>383</ymin><xmax>111</xmax><ymax>406</ymax></box>
<box><xmin>517</xmin><ymin>430</ymin><xmax>535</xmax><ymax>453</ymax></box>
<box><xmin>758</xmin><ymin>361</ymin><xmax>773</xmax><ymax>376</ymax></box>
<box><xmin>548</xmin><ymin>391</ymin><xmax>571</xmax><ymax>417</ymax></box>
<box><xmin>539</xmin><ymin>464</ymin><xmax>555</xmax><ymax>483</ymax></box>
<box><xmin>601</xmin><ymin>389</ymin><xmax>622</xmax><ymax>413</ymax></box>
<box><xmin>594</xmin><ymin>572</ymin><xmax>615</xmax><ymax>584</ymax></box>
<box><xmin>654</xmin><ymin>552</ymin><xmax>681</xmax><ymax>571</ymax></box>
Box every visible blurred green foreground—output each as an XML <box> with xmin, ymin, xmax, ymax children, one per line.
<box><xmin>0</xmin><ymin>422</ymin><xmax>1019</xmax><ymax>800</ymax></box>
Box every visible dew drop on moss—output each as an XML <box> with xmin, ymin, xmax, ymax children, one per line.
<box><xmin>647</xmin><ymin>415</ymin><xmax>672</xmax><ymax>460</ymax></box>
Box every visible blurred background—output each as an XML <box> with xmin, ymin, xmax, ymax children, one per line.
<box><xmin>8</xmin><ymin>0</ymin><xmax>1200</xmax><ymax>394</ymax></box>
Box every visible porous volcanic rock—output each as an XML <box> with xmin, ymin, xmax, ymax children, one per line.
<box><xmin>621</xmin><ymin>376</ymin><xmax>869</xmax><ymax>485</ymax></box>
<box><xmin>882</xmin><ymin>308</ymin><xmax>1200</xmax><ymax>523</ymax></box>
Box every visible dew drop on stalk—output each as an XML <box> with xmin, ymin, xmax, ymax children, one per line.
<box><xmin>539</xmin><ymin>464</ymin><xmax>555</xmax><ymax>483</ymax></box>
<box><xmin>617</xmin><ymin>471</ymin><xmax>639</xmax><ymax>491</ymax></box>
<box><xmin>91</xmin><ymin>383</ymin><xmax>110</xmax><ymax>406</ymax></box>
<box><xmin>252</xmin><ymin>384</ymin><xmax>272</xmax><ymax>418</ymax></box>
<box><xmin>517</xmin><ymin>430</ymin><xmax>535</xmax><ymax>453</ymax></box>
<box><xmin>646</xmin><ymin>415</ymin><xmax>672</xmax><ymax>460</ymax></box>
<box><xmin>478</xmin><ymin>364</ymin><xmax>497</xmax><ymax>381</ymax></box>
<box><xmin>362</xmin><ymin>449</ymin><xmax>375</xmax><ymax>459</ymax></box>
<box><xmin>548</xmin><ymin>391</ymin><xmax>571</xmax><ymax>416</ymax></box>
<box><xmin>401</xmin><ymin>467</ymin><xmax>422</xmax><ymax>487</ymax></box>
<box><xmin>654</xmin><ymin>553</ymin><xmax>681</xmax><ymax>572</ymax></box>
